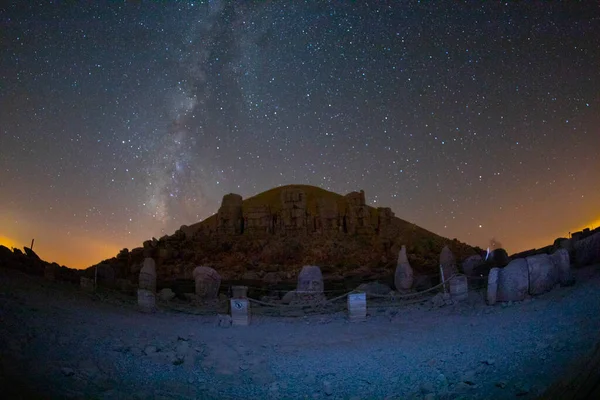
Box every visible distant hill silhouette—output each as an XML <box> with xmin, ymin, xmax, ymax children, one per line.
<box><xmin>88</xmin><ymin>184</ymin><xmax>482</xmax><ymax>288</ymax></box>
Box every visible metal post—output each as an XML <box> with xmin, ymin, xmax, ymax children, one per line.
<box><xmin>30</xmin><ymin>238</ymin><xmax>35</xmax><ymax>251</ymax></box>
<box><xmin>440</xmin><ymin>264</ymin><xmax>447</xmax><ymax>295</ymax></box>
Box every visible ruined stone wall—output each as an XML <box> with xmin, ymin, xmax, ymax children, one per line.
<box><xmin>217</xmin><ymin>193</ymin><xmax>243</xmax><ymax>235</ymax></box>
<box><xmin>188</xmin><ymin>188</ymin><xmax>397</xmax><ymax>240</ymax></box>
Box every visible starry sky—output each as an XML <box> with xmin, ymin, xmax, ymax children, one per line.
<box><xmin>1</xmin><ymin>1</ymin><xmax>599</xmax><ymax>269</ymax></box>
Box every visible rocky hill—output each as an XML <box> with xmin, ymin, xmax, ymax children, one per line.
<box><xmin>0</xmin><ymin>244</ymin><xmax>79</xmax><ymax>283</ymax></box>
<box><xmin>88</xmin><ymin>185</ymin><xmax>482</xmax><ymax>290</ymax></box>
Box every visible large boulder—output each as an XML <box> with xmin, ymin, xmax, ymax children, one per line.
<box><xmin>192</xmin><ymin>266</ymin><xmax>221</xmax><ymax>300</ymax></box>
<box><xmin>526</xmin><ymin>254</ymin><xmax>558</xmax><ymax>295</ymax></box>
<box><xmin>394</xmin><ymin>245</ymin><xmax>413</xmax><ymax>290</ymax></box>
<box><xmin>159</xmin><ymin>288</ymin><xmax>176</xmax><ymax>301</ymax></box>
<box><xmin>23</xmin><ymin>246</ymin><xmax>40</xmax><ymax>260</ymax></box>
<box><xmin>489</xmin><ymin>248</ymin><xmax>510</xmax><ymax>267</ymax></box>
<box><xmin>462</xmin><ymin>255</ymin><xmax>483</xmax><ymax>276</ymax></box>
<box><xmin>550</xmin><ymin>248</ymin><xmax>574</xmax><ymax>286</ymax></box>
<box><xmin>573</xmin><ymin>232</ymin><xmax>600</xmax><ymax>267</ymax></box>
<box><xmin>496</xmin><ymin>258</ymin><xmax>529</xmax><ymax>302</ymax></box>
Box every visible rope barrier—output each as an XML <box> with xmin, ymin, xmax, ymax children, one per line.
<box><xmin>366</xmin><ymin>273</ymin><xmax>459</xmax><ymax>299</ymax></box>
<box><xmin>246</xmin><ymin>289</ymin><xmax>357</xmax><ymax>308</ymax></box>
<box><xmin>244</xmin><ymin>274</ymin><xmax>464</xmax><ymax>310</ymax></box>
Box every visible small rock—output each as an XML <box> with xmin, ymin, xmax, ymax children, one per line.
<box><xmin>268</xmin><ymin>382</ymin><xmax>279</xmax><ymax>393</ymax></box>
<box><xmin>453</xmin><ymin>382</ymin><xmax>473</xmax><ymax>393</ymax></box>
<box><xmin>420</xmin><ymin>381</ymin><xmax>435</xmax><ymax>394</ymax></box>
<box><xmin>176</xmin><ymin>341</ymin><xmax>190</xmax><ymax>358</ymax></box>
<box><xmin>436</xmin><ymin>373</ymin><xmax>448</xmax><ymax>389</ymax></box>
<box><xmin>461</xmin><ymin>370</ymin><xmax>476</xmax><ymax>384</ymax></box>
<box><xmin>130</xmin><ymin>347</ymin><xmax>142</xmax><ymax>357</ymax></box>
<box><xmin>159</xmin><ymin>288</ymin><xmax>176</xmax><ymax>301</ymax></box>
<box><xmin>144</xmin><ymin>345</ymin><xmax>157</xmax><ymax>355</ymax></box>
<box><xmin>431</xmin><ymin>293</ymin><xmax>445</xmax><ymax>308</ymax></box>
<box><xmin>481</xmin><ymin>359</ymin><xmax>495</xmax><ymax>365</ymax></box>
<box><xmin>516</xmin><ymin>383</ymin><xmax>531</xmax><ymax>396</ymax></box>
<box><xmin>217</xmin><ymin>314</ymin><xmax>232</xmax><ymax>328</ymax></box>
<box><xmin>495</xmin><ymin>381</ymin><xmax>507</xmax><ymax>389</ymax></box>
<box><xmin>61</xmin><ymin>367</ymin><xmax>74</xmax><ymax>377</ymax></box>
<box><xmin>323</xmin><ymin>380</ymin><xmax>333</xmax><ymax>396</ymax></box>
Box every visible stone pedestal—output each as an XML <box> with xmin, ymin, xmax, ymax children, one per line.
<box><xmin>138</xmin><ymin>289</ymin><xmax>156</xmax><ymax>313</ymax></box>
<box><xmin>449</xmin><ymin>275</ymin><xmax>468</xmax><ymax>301</ymax></box>
<box><xmin>230</xmin><ymin>299</ymin><xmax>250</xmax><ymax>326</ymax></box>
<box><xmin>347</xmin><ymin>292</ymin><xmax>367</xmax><ymax>322</ymax></box>
<box><xmin>139</xmin><ymin>258</ymin><xmax>156</xmax><ymax>292</ymax></box>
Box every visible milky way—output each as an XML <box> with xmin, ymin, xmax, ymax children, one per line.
<box><xmin>1</xmin><ymin>2</ymin><xmax>599</xmax><ymax>268</ymax></box>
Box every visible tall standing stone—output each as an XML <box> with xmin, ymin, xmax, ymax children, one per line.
<box><xmin>439</xmin><ymin>246</ymin><xmax>458</xmax><ymax>287</ymax></box>
<box><xmin>487</xmin><ymin>268</ymin><xmax>500</xmax><ymax>305</ymax></box>
<box><xmin>550</xmin><ymin>248</ymin><xmax>573</xmax><ymax>285</ymax></box>
<box><xmin>462</xmin><ymin>255</ymin><xmax>483</xmax><ymax>276</ymax></box>
<box><xmin>138</xmin><ymin>258</ymin><xmax>156</xmax><ymax>292</ymax></box>
<box><xmin>138</xmin><ymin>257</ymin><xmax>157</xmax><ymax>312</ymax></box>
<box><xmin>394</xmin><ymin>245</ymin><xmax>413</xmax><ymax>290</ymax></box>
<box><xmin>193</xmin><ymin>266</ymin><xmax>221</xmax><ymax>300</ymax></box>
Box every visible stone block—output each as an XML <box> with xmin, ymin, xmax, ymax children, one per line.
<box><xmin>496</xmin><ymin>259</ymin><xmax>529</xmax><ymax>302</ymax></box>
<box><xmin>526</xmin><ymin>254</ymin><xmax>558</xmax><ymax>295</ymax></box>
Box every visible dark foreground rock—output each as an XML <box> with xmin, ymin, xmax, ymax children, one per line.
<box><xmin>1</xmin><ymin>264</ymin><xmax>599</xmax><ymax>399</ymax></box>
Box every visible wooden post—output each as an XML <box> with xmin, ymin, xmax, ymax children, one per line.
<box><xmin>30</xmin><ymin>238</ymin><xmax>35</xmax><ymax>251</ymax></box>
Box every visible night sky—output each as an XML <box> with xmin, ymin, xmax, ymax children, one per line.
<box><xmin>1</xmin><ymin>2</ymin><xmax>599</xmax><ymax>269</ymax></box>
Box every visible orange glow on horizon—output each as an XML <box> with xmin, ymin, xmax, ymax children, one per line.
<box><xmin>0</xmin><ymin>235</ymin><xmax>18</xmax><ymax>250</ymax></box>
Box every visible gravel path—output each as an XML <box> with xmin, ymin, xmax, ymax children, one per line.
<box><xmin>1</xmin><ymin>264</ymin><xmax>599</xmax><ymax>400</ymax></box>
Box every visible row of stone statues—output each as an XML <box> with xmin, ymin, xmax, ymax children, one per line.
<box><xmin>486</xmin><ymin>248</ymin><xmax>572</xmax><ymax>304</ymax></box>
<box><xmin>133</xmin><ymin>243</ymin><xmax>468</xmax><ymax>312</ymax></box>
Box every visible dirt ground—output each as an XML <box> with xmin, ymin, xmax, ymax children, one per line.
<box><xmin>1</xmin><ymin>264</ymin><xmax>599</xmax><ymax>400</ymax></box>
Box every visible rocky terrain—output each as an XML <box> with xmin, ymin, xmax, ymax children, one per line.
<box><xmin>85</xmin><ymin>185</ymin><xmax>481</xmax><ymax>293</ymax></box>
<box><xmin>1</xmin><ymin>260</ymin><xmax>600</xmax><ymax>399</ymax></box>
